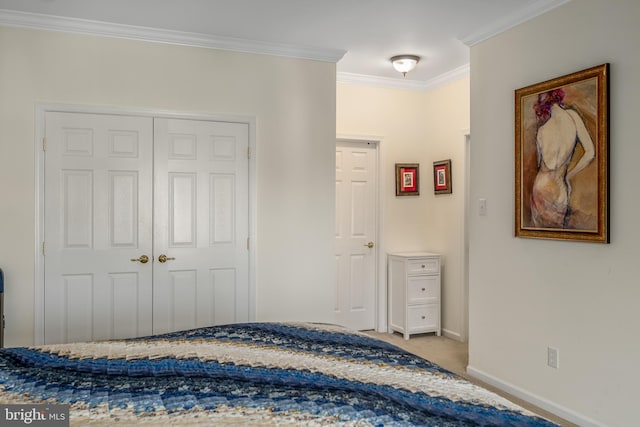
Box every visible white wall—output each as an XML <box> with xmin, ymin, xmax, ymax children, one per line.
<box><xmin>468</xmin><ymin>1</ymin><xmax>640</xmax><ymax>425</ymax></box>
<box><xmin>0</xmin><ymin>27</ymin><xmax>337</xmax><ymax>346</ymax></box>
<box><xmin>337</xmin><ymin>78</ymin><xmax>470</xmax><ymax>340</ymax></box>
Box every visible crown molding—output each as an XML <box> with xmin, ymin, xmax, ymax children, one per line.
<box><xmin>337</xmin><ymin>72</ymin><xmax>427</xmax><ymax>91</ymax></box>
<box><xmin>0</xmin><ymin>9</ymin><xmax>346</xmax><ymax>62</ymax></box>
<box><xmin>420</xmin><ymin>64</ymin><xmax>470</xmax><ymax>92</ymax></box>
<box><xmin>337</xmin><ymin>63</ymin><xmax>469</xmax><ymax>92</ymax></box>
<box><xmin>459</xmin><ymin>0</ymin><xmax>571</xmax><ymax>46</ymax></box>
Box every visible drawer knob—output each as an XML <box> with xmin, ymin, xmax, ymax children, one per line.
<box><xmin>421</xmin><ymin>316</ymin><xmax>426</xmax><ymax>319</ymax></box>
<box><xmin>421</xmin><ymin>288</ymin><xmax>426</xmax><ymax>291</ymax></box>
<box><xmin>421</xmin><ymin>264</ymin><xmax>426</xmax><ymax>268</ymax></box>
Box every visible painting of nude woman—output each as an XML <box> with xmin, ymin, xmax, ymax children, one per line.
<box><xmin>515</xmin><ymin>64</ymin><xmax>609</xmax><ymax>243</ymax></box>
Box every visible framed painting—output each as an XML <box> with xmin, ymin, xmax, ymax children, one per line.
<box><xmin>515</xmin><ymin>63</ymin><xmax>609</xmax><ymax>243</ymax></box>
<box><xmin>395</xmin><ymin>163</ymin><xmax>419</xmax><ymax>196</ymax></box>
<box><xmin>433</xmin><ymin>159</ymin><xmax>452</xmax><ymax>194</ymax></box>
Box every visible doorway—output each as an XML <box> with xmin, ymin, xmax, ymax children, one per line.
<box><xmin>37</xmin><ymin>108</ymin><xmax>254</xmax><ymax>344</ymax></box>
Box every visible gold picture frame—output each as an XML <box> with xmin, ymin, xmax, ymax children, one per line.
<box><xmin>515</xmin><ymin>64</ymin><xmax>609</xmax><ymax>243</ymax></box>
<box><xmin>433</xmin><ymin>159</ymin><xmax>452</xmax><ymax>194</ymax></box>
<box><xmin>395</xmin><ymin>163</ymin><xmax>419</xmax><ymax>196</ymax></box>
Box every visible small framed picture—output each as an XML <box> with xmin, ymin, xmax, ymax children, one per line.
<box><xmin>395</xmin><ymin>163</ymin><xmax>419</xmax><ymax>196</ymax></box>
<box><xmin>433</xmin><ymin>159</ymin><xmax>452</xmax><ymax>194</ymax></box>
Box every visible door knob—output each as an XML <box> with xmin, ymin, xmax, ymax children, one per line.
<box><xmin>158</xmin><ymin>254</ymin><xmax>176</xmax><ymax>263</ymax></box>
<box><xmin>364</xmin><ymin>242</ymin><xmax>374</xmax><ymax>249</ymax></box>
<box><xmin>130</xmin><ymin>255</ymin><xmax>149</xmax><ymax>264</ymax></box>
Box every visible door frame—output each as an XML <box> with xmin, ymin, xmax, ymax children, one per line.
<box><xmin>336</xmin><ymin>134</ymin><xmax>386</xmax><ymax>332</ymax></box>
<box><xmin>34</xmin><ymin>103</ymin><xmax>257</xmax><ymax>345</ymax></box>
<box><xmin>461</xmin><ymin>129</ymin><xmax>470</xmax><ymax>343</ymax></box>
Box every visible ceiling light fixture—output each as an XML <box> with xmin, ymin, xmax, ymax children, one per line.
<box><xmin>390</xmin><ymin>55</ymin><xmax>420</xmax><ymax>77</ymax></box>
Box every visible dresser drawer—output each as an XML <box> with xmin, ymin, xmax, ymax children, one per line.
<box><xmin>407</xmin><ymin>304</ymin><xmax>438</xmax><ymax>333</ymax></box>
<box><xmin>407</xmin><ymin>276</ymin><xmax>439</xmax><ymax>305</ymax></box>
<box><xmin>407</xmin><ymin>257</ymin><xmax>439</xmax><ymax>274</ymax></box>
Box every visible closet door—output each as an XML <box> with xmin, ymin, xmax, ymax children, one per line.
<box><xmin>44</xmin><ymin>112</ymin><xmax>154</xmax><ymax>344</ymax></box>
<box><xmin>152</xmin><ymin>118</ymin><xmax>250</xmax><ymax>334</ymax></box>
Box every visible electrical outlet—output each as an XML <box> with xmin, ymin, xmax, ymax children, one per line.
<box><xmin>547</xmin><ymin>347</ymin><xmax>559</xmax><ymax>369</ymax></box>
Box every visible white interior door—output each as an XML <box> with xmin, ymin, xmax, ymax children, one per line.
<box><xmin>335</xmin><ymin>141</ymin><xmax>377</xmax><ymax>330</ymax></box>
<box><xmin>44</xmin><ymin>112</ymin><xmax>154</xmax><ymax>344</ymax></box>
<box><xmin>43</xmin><ymin>112</ymin><xmax>250</xmax><ymax>344</ymax></box>
<box><xmin>152</xmin><ymin>118</ymin><xmax>249</xmax><ymax>334</ymax></box>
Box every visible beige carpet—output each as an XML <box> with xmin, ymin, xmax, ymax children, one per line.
<box><xmin>365</xmin><ymin>331</ymin><xmax>577</xmax><ymax>427</ymax></box>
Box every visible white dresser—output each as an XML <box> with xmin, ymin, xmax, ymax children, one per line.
<box><xmin>388</xmin><ymin>252</ymin><xmax>441</xmax><ymax>339</ymax></box>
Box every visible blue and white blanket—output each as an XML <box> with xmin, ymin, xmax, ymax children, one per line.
<box><xmin>0</xmin><ymin>322</ymin><xmax>558</xmax><ymax>426</ymax></box>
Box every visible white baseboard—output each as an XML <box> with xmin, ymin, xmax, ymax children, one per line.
<box><xmin>376</xmin><ymin>324</ymin><xmax>389</xmax><ymax>334</ymax></box>
<box><xmin>442</xmin><ymin>328</ymin><xmax>463</xmax><ymax>342</ymax></box>
<box><xmin>466</xmin><ymin>365</ymin><xmax>604</xmax><ymax>427</ymax></box>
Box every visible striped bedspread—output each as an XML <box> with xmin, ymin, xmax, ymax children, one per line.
<box><xmin>0</xmin><ymin>322</ymin><xmax>558</xmax><ymax>426</ymax></box>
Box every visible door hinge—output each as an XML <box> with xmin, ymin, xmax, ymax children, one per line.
<box><xmin>247</xmin><ymin>147</ymin><xmax>251</xmax><ymax>159</ymax></box>
<box><xmin>247</xmin><ymin>237</ymin><xmax>250</xmax><ymax>250</ymax></box>
<box><xmin>42</xmin><ymin>137</ymin><xmax>47</xmax><ymax>151</ymax></box>
<box><xmin>42</xmin><ymin>241</ymin><xmax>46</xmax><ymax>256</ymax></box>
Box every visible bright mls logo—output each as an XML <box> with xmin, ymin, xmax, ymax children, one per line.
<box><xmin>1</xmin><ymin>404</ymin><xmax>69</xmax><ymax>426</ymax></box>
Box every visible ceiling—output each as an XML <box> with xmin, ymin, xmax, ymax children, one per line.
<box><xmin>0</xmin><ymin>0</ymin><xmax>568</xmax><ymax>89</ymax></box>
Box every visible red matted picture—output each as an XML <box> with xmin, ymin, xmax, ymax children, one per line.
<box><xmin>433</xmin><ymin>159</ymin><xmax>452</xmax><ymax>194</ymax></box>
<box><xmin>395</xmin><ymin>163</ymin><xmax>419</xmax><ymax>196</ymax></box>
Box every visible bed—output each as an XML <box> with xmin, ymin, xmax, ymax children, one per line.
<box><xmin>0</xmin><ymin>322</ymin><xmax>558</xmax><ymax>426</ymax></box>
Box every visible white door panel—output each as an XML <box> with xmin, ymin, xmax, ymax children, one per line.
<box><xmin>335</xmin><ymin>141</ymin><xmax>377</xmax><ymax>330</ymax></box>
<box><xmin>44</xmin><ymin>112</ymin><xmax>250</xmax><ymax>344</ymax></box>
<box><xmin>44</xmin><ymin>112</ymin><xmax>154</xmax><ymax>344</ymax></box>
<box><xmin>152</xmin><ymin>118</ymin><xmax>249</xmax><ymax>334</ymax></box>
